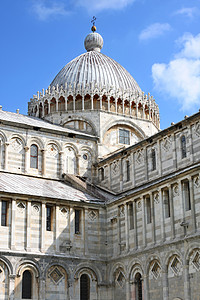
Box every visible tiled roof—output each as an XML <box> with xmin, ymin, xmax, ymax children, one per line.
<box><xmin>0</xmin><ymin>172</ymin><xmax>103</xmax><ymax>203</ymax></box>
<box><xmin>0</xmin><ymin>110</ymin><xmax>96</xmax><ymax>138</ymax></box>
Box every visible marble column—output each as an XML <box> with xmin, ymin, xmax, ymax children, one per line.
<box><xmin>24</xmin><ymin>146</ymin><xmax>29</xmax><ymax>174</ymax></box>
<box><xmin>40</xmin><ymin>203</ymin><xmax>45</xmax><ymax>252</ymax></box>
<box><xmin>9</xmin><ymin>275</ymin><xmax>16</xmax><ymax>300</ymax></box>
<box><xmin>59</xmin><ymin>151</ymin><xmax>64</xmax><ymax>177</ymax></box>
<box><xmin>189</xmin><ymin>177</ymin><xmax>196</xmax><ymax>233</ymax></box>
<box><xmin>4</xmin><ymin>142</ymin><xmax>9</xmax><ymax>170</ymax></box>
<box><xmin>10</xmin><ymin>199</ymin><xmax>16</xmax><ymax>250</ymax></box>
<box><xmin>55</xmin><ymin>205</ymin><xmax>60</xmax><ymax>253</ymax></box>
<box><xmin>41</xmin><ymin>149</ymin><xmax>46</xmax><ymax>177</ymax></box>
<box><xmin>26</xmin><ymin>200</ymin><xmax>31</xmax><ymax>251</ymax></box>
<box><xmin>162</xmin><ymin>267</ymin><xmax>169</xmax><ymax>300</ymax></box>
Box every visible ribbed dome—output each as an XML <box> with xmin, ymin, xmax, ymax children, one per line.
<box><xmin>50</xmin><ymin>51</ymin><xmax>142</xmax><ymax>94</ymax></box>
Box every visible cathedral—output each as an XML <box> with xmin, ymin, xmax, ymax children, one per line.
<box><xmin>0</xmin><ymin>24</ymin><xmax>199</xmax><ymax>300</ymax></box>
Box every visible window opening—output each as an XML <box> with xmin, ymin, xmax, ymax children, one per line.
<box><xmin>1</xmin><ymin>200</ymin><xmax>8</xmax><ymax>226</ymax></box>
<box><xmin>100</xmin><ymin>168</ymin><xmax>104</xmax><ymax>181</ymax></box>
<box><xmin>152</xmin><ymin>149</ymin><xmax>156</xmax><ymax>171</ymax></box>
<box><xmin>163</xmin><ymin>189</ymin><xmax>170</xmax><ymax>218</ymax></box>
<box><xmin>46</xmin><ymin>206</ymin><xmax>52</xmax><ymax>231</ymax></box>
<box><xmin>30</xmin><ymin>144</ymin><xmax>38</xmax><ymax>169</ymax></box>
<box><xmin>119</xmin><ymin>129</ymin><xmax>130</xmax><ymax>145</ymax></box>
<box><xmin>22</xmin><ymin>270</ymin><xmax>32</xmax><ymax>299</ymax></box>
<box><xmin>183</xmin><ymin>181</ymin><xmax>191</xmax><ymax>211</ymax></box>
<box><xmin>146</xmin><ymin>197</ymin><xmax>151</xmax><ymax>224</ymax></box>
<box><xmin>126</xmin><ymin>160</ymin><xmax>130</xmax><ymax>181</ymax></box>
<box><xmin>181</xmin><ymin>135</ymin><xmax>186</xmax><ymax>159</ymax></box>
<box><xmin>135</xmin><ymin>273</ymin><xmax>143</xmax><ymax>300</ymax></box>
<box><xmin>75</xmin><ymin>209</ymin><xmax>81</xmax><ymax>234</ymax></box>
<box><xmin>129</xmin><ymin>203</ymin><xmax>134</xmax><ymax>229</ymax></box>
<box><xmin>80</xmin><ymin>274</ymin><xmax>90</xmax><ymax>300</ymax></box>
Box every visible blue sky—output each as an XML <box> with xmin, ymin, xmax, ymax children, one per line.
<box><xmin>0</xmin><ymin>0</ymin><xmax>200</xmax><ymax>129</ymax></box>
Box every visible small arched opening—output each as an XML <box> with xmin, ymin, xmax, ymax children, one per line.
<box><xmin>80</xmin><ymin>274</ymin><xmax>90</xmax><ymax>300</ymax></box>
<box><xmin>22</xmin><ymin>270</ymin><xmax>32</xmax><ymax>299</ymax></box>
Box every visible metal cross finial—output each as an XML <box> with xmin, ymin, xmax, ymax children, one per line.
<box><xmin>91</xmin><ymin>16</ymin><xmax>96</xmax><ymax>26</ymax></box>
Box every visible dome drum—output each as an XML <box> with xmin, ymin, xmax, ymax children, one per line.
<box><xmin>28</xmin><ymin>85</ymin><xmax>160</xmax><ymax>129</ymax></box>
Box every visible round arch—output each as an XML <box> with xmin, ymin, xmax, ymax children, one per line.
<box><xmin>73</xmin><ymin>263</ymin><xmax>102</xmax><ymax>284</ymax></box>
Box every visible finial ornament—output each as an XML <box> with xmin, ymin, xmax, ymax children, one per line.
<box><xmin>91</xmin><ymin>16</ymin><xmax>97</xmax><ymax>32</ymax></box>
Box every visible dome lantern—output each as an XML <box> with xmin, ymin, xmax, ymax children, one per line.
<box><xmin>84</xmin><ymin>24</ymin><xmax>103</xmax><ymax>52</ymax></box>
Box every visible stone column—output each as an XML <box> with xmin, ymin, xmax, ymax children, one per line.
<box><xmin>64</xmin><ymin>98</ymin><xmax>67</xmax><ymax>111</ymax></box>
<box><xmin>39</xmin><ymin>277</ymin><xmax>46</xmax><ymax>300</ymax></box>
<box><xmin>172</xmin><ymin>133</ymin><xmax>177</xmax><ymax>169</ymax></box>
<box><xmin>55</xmin><ymin>204</ymin><xmax>60</xmax><ymax>253</ymax></box>
<box><xmin>142</xmin><ymin>197</ymin><xmax>146</xmax><ymax>247</ymax></box>
<box><xmin>24</xmin><ymin>146</ymin><xmax>29</xmax><ymax>174</ymax></box>
<box><xmin>9</xmin><ymin>275</ymin><xmax>16</xmax><ymax>300</ymax></box>
<box><xmin>143</xmin><ymin>275</ymin><xmax>149</xmax><ymax>300</ymax></box>
<box><xmin>84</xmin><ymin>209</ymin><xmax>89</xmax><ymax>256</ymax></box>
<box><xmin>126</xmin><ymin>279</ymin><xmax>130</xmax><ymax>300</ymax></box>
<box><xmin>189</xmin><ymin>177</ymin><xmax>196</xmax><ymax>233</ymax></box>
<box><xmin>70</xmin><ymin>207</ymin><xmax>74</xmax><ymax>253</ymax></box>
<box><xmin>59</xmin><ymin>151</ymin><xmax>64</xmax><ymax>177</ymax></box>
<box><xmin>160</xmin><ymin>189</ymin><xmax>165</xmax><ymax>242</ymax></box>
<box><xmin>125</xmin><ymin>203</ymin><xmax>129</xmax><ymax>253</ymax></box>
<box><xmin>107</xmin><ymin>97</ymin><xmax>110</xmax><ymax>112</ymax></box>
<box><xmin>40</xmin><ymin>203</ymin><xmax>45</xmax><ymax>252</ymax></box>
<box><xmin>91</xmin><ymin>95</ymin><xmax>94</xmax><ymax>110</ymax></box>
<box><xmin>162</xmin><ymin>267</ymin><xmax>169</xmax><ymax>300</ymax></box>
<box><xmin>48</xmin><ymin>101</ymin><xmax>50</xmax><ymax>114</ymax></box>
<box><xmin>73</xmin><ymin>96</ymin><xmax>76</xmax><ymax>112</ymax></box>
<box><xmin>117</xmin><ymin>211</ymin><xmax>121</xmax><ymax>255</ymax></box>
<box><xmin>150</xmin><ymin>193</ymin><xmax>156</xmax><ymax>244</ymax></box>
<box><xmin>119</xmin><ymin>158</ymin><xmax>123</xmax><ymax>191</ymax></box>
<box><xmin>157</xmin><ymin>139</ymin><xmax>162</xmax><ymax>175</ymax></box>
<box><xmin>26</xmin><ymin>200</ymin><xmax>31</xmax><ymax>251</ymax></box>
<box><xmin>55</xmin><ymin>98</ymin><xmax>58</xmax><ymax>112</ymax></box>
<box><xmin>4</xmin><ymin>142</ymin><xmax>9</xmax><ymax>170</ymax></box>
<box><xmin>122</xmin><ymin>99</ymin><xmax>125</xmax><ymax>114</ymax></box>
<box><xmin>41</xmin><ymin>149</ymin><xmax>46</xmax><ymax>177</ymax></box>
<box><xmin>82</xmin><ymin>96</ymin><xmax>85</xmax><ymax>111</ymax></box>
<box><xmin>133</xmin><ymin>200</ymin><xmax>138</xmax><ymax>250</ymax></box>
<box><xmin>10</xmin><ymin>199</ymin><xmax>16</xmax><ymax>250</ymax></box>
<box><xmin>129</xmin><ymin>101</ymin><xmax>132</xmax><ymax>115</ymax></box>
<box><xmin>169</xmin><ymin>185</ymin><xmax>175</xmax><ymax>239</ymax></box>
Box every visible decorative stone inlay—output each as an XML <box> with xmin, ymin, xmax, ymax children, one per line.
<box><xmin>154</xmin><ymin>193</ymin><xmax>159</xmax><ymax>204</ymax></box>
<box><xmin>116</xmin><ymin>271</ymin><xmax>125</xmax><ymax>288</ymax></box>
<box><xmin>47</xmin><ymin>144</ymin><xmax>58</xmax><ymax>157</ymax></box>
<box><xmin>173</xmin><ymin>184</ymin><xmax>179</xmax><ymax>196</ymax></box>
<box><xmin>194</xmin><ymin>176</ymin><xmax>199</xmax><ymax>188</ymax></box>
<box><xmin>119</xmin><ymin>205</ymin><xmax>125</xmax><ymax>217</ymax></box>
<box><xmin>195</xmin><ymin>123</ymin><xmax>200</xmax><ymax>137</ymax></box>
<box><xmin>17</xmin><ymin>202</ymin><xmax>26</xmax><ymax>213</ymax></box>
<box><xmin>137</xmin><ymin>200</ymin><xmax>142</xmax><ymax>210</ymax></box>
<box><xmin>88</xmin><ymin>209</ymin><xmax>97</xmax><ymax>221</ymax></box>
<box><xmin>32</xmin><ymin>204</ymin><xmax>40</xmax><ymax>215</ymax></box>
<box><xmin>150</xmin><ymin>261</ymin><xmax>161</xmax><ymax>279</ymax></box>
<box><xmin>60</xmin><ymin>207</ymin><xmax>69</xmax><ymax>217</ymax></box>
<box><xmin>49</xmin><ymin>267</ymin><xmax>64</xmax><ymax>285</ymax></box>
<box><xmin>136</xmin><ymin>150</ymin><xmax>144</xmax><ymax>165</ymax></box>
<box><xmin>192</xmin><ymin>251</ymin><xmax>200</xmax><ymax>271</ymax></box>
<box><xmin>112</xmin><ymin>161</ymin><xmax>119</xmax><ymax>176</ymax></box>
<box><xmin>170</xmin><ymin>256</ymin><xmax>181</xmax><ymax>275</ymax></box>
<box><xmin>162</xmin><ymin>136</ymin><xmax>172</xmax><ymax>152</ymax></box>
<box><xmin>11</xmin><ymin>138</ymin><xmax>23</xmax><ymax>152</ymax></box>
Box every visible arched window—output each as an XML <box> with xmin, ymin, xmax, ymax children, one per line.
<box><xmin>135</xmin><ymin>273</ymin><xmax>143</xmax><ymax>300</ymax></box>
<box><xmin>30</xmin><ymin>144</ymin><xmax>38</xmax><ymax>169</ymax></box>
<box><xmin>181</xmin><ymin>135</ymin><xmax>186</xmax><ymax>158</ymax></box>
<box><xmin>80</xmin><ymin>274</ymin><xmax>90</xmax><ymax>300</ymax></box>
<box><xmin>65</xmin><ymin>147</ymin><xmax>76</xmax><ymax>174</ymax></box>
<box><xmin>22</xmin><ymin>270</ymin><xmax>32</xmax><ymax>299</ymax></box>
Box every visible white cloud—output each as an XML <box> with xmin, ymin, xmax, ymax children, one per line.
<box><xmin>174</xmin><ymin>7</ymin><xmax>198</xmax><ymax>18</ymax></box>
<box><xmin>139</xmin><ymin>23</ymin><xmax>171</xmax><ymax>41</ymax></box>
<box><xmin>152</xmin><ymin>33</ymin><xmax>200</xmax><ymax>112</ymax></box>
<box><xmin>32</xmin><ymin>0</ymin><xmax>70</xmax><ymax>21</ymax></box>
<box><xmin>74</xmin><ymin>0</ymin><xmax>135</xmax><ymax>12</ymax></box>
